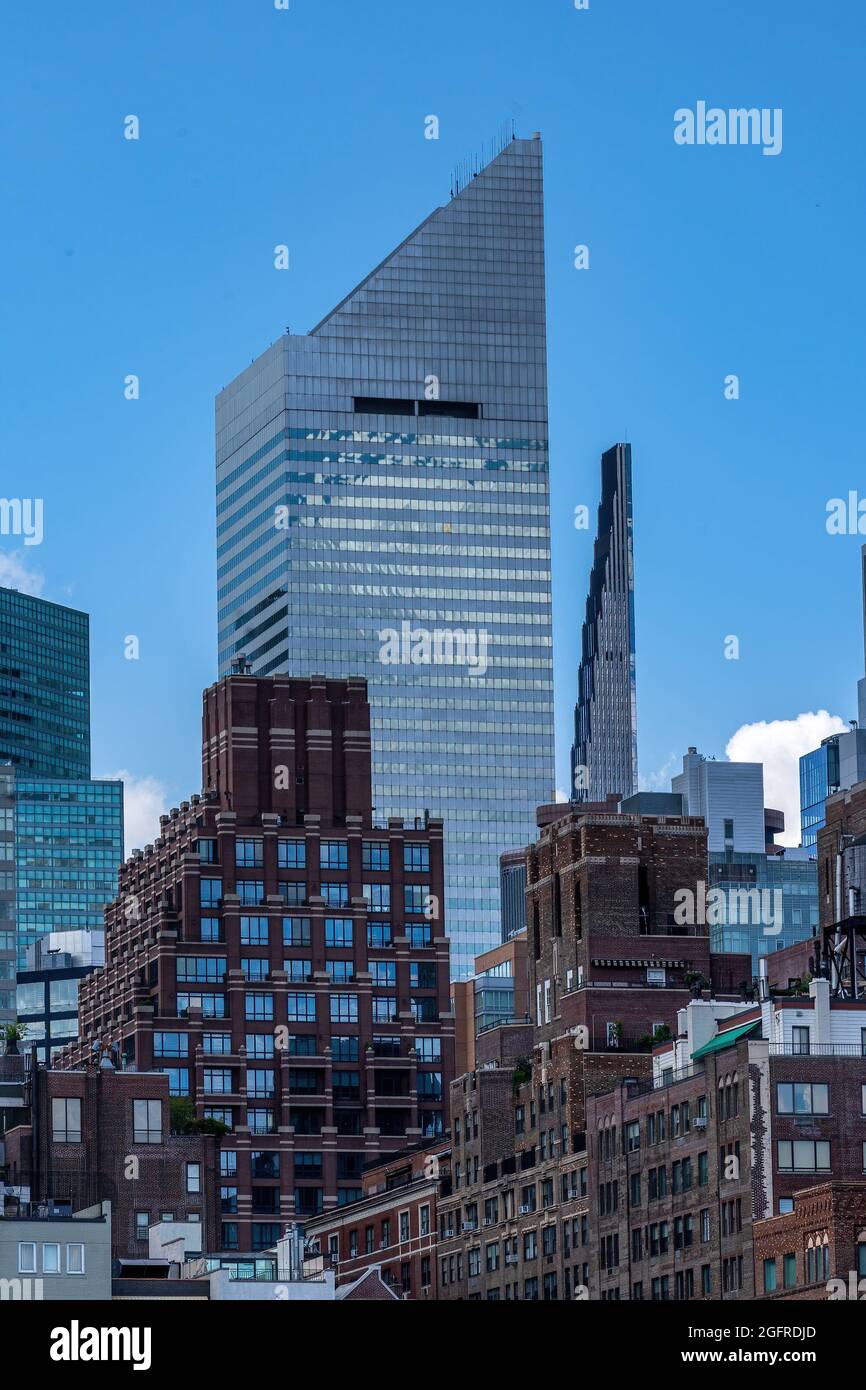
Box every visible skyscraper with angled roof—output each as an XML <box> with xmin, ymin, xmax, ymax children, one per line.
<box><xmin>571</xmin><ymin>443</ymin><xmax>638</xmax><ymax>803</ymax></box>
<box><xmin>215</xmin><ymin>135</ymin><xmax>555</xmax><ymax>976</ymax></box>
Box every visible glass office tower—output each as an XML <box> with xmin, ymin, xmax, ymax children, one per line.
<box><xmin>0</xmin><ymin>589</ymin><xmax>123</xmax><ymax>999</ymax></box>
<box><xmin>215</xmin><ymin>136</ymin><xmax>555</xmax><ymax>976</ymax></box>
<box><xmin>0</xmin><ymin>588</ymin><xmax>91</xmax><ymax>779</ymax></box>
<box><xmin>13</xmin><ymin>775</ymin><xmax>123</xmax><ymax>969</ymax></box>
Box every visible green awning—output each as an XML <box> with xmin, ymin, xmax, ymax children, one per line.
<box><xmin>691</xmin><ymin>1018</ymin><xmax>761</xmax><ymax>1061</ymax></box>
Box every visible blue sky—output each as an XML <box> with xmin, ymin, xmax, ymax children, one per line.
<box><xmin>1</xmin><ymin>0</ymin><xmax>864</xmax><ymax>848</ymax></box>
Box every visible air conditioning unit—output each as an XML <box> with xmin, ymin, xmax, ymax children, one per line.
<box><xmin>505</xmin><ymin>1254</ymin><xmax>519</xmax><ymax>1265</ymax></box>
<box><xmin>461</xmin><ymin>1222</ymin><xmax>476</xmax><ymax>1232</ymax></box>
<box><xmin>483</xmin><ymin>1218</ymin><xmax>493</xmax><ymax>1227</ymax></box>
<box><xmin>694</xmin><ymin>1117</ymin><xmax>708</xmax><ymax>1130</ymax></box>
<box><xmin>519</xmin><ymin>1204</ymin><xmax>531</xmax><ymax>1215</ymax></box>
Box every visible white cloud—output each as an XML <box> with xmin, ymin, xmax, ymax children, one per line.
<box><xmin>99</xmin><ymin>770</ymin><xmax>171</xmax><ymax>858</ymax></box>
<box><xmin>0</xmin><ymin>551</ymin><xmax>44</xmax><ymax>596</ymax></box>
<box><xmin>554</xmin><ymin>787</ymin><xmax>570</xmax><ymax>803</ymax></box>
<box><xmin>725</xmin><ymin>710</ymin><xmax>848</xmax><ymax>847</ymax></box>
<box><xmin>639</xmin><ymin>752</ymin><xmax>678</xmax><ymax>792</ymax></box>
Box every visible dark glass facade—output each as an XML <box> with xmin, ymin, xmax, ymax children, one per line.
<box><xmin>0</xmin><ymin>588</ymin><xmax>91</xmax><ymax>779</ymax></box>
<box><xmin>571</xmin><ymin>444</ymin><xmax>638</xmax><ymax>802</ymax></box>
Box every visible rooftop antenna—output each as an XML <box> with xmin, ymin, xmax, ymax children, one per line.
<box><xmin>451</xmin><ymin>119</ymin><xmax>517</xmax><ymax>198</ymax></box>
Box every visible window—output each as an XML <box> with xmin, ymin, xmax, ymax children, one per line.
<box><xmin>66</xmin><ymin>1243</ymin><xmax>85</xmax><ymax>1275</ymax></box>
<box><xmin>373</xmin><ymin>996</ymin><xmax>398</xmax><ymax>1022</ymax></box>
<box><xmin>776</xmin><ymin>1082</ymin><xmax>828</xmax><ymax>1115</ymax></box>
<box><xmin>234</xmin><ymin>880</ymin><xmax>264</xmax><ymax>906</ymax></box>
<box><xmin>154</xmin><ymin>1031</ymin><xmax>189</xmax><ymax>1058</ymax></box>
<box><xmin>135</xmin><ymin>1212</ymin><xmax>149</xmax><ymax>1241</ymax></box>
<box><xmin>246</xmin><ymin>1032</ymin><xmax>275</xmax><ymax>1057</ymax></box>
<box><xmin>278</xmin><ymin>839</ymin><xmax>305</xmax><ymax>869</ymax></box>
<box><xmin>245</xmin><ymin>993</ymin><xmax>274</xmax><ymax>1021</ymax></box>
<box><xmin>792</xmin><ymin>1026</ymin><xmax>810</xmax><ymax>1056</ymax></box>
<box><xmin>330</xmin><ymin>994</ymin><xmax>358</xmax><ymax>1023</ymax></box>
<box><xmin>370</xmin><ymin>960</ymin><xmax>396</xmax><ymax>987</ymax></box>
<box><xmin>200</xmin><ymin>878</ymin><xmax>222</xmax><ymax>908</ymax></box>
<box><xmin>281</xmin><ymin>882</ymin><xmax>306</xmax><ymax>907</ymax></box>
<box><xmin>186</xmin><ymin>1162</ymin><xmax>201</xmax><ymax>1193</ymax></box>
<box><xmin>404</xmin><ymin>844</ymin><xmax>430</xmax><ymax>872</ymax></box>
<box><xmin>404</xmin><ymin>884</ymin><xmax>429</xmax><ymax>913</ymax></box>
<box><xmin>283</xmin><ymin>917</ymin><xmax>312</xmax><ymax>947</ymax></box>
<box><xmin>363</xmin><ymin>842</ymin><xmax>390</xmax><ymax>871</ymax></box>
<box><xmin>200</xmin><ymin>917</ymin><xmax>223</xmax><ymax>942</ymax></box>
<box><xmin>242</xmin><ymin>958</ymin><xmax>270</xmax><ymax>981</ymax></box>
<box><xmin>177</xmin><ymin>955</ymin><xmax>226</xmax><ymax>984</ymax></box>
<box><xmin>368</xmin><ymin>921</ymin><xmax>392</xmax><ymax>948</ymax></box>
<box><xmin>204</xmin><ymin>1068</ymin><xmax>233</xmax><ymax>1094</ymax></box>
<box><xmin>325</xmin><ymin>918</ymin><xmax>353</xmax><ymax>948</ymax></box>
<box><xmin>364</xmin><ymin>883</ymin><xmax>391</xmax><ymax>912</ymax></box>
<box><xmin>178</xmin><ymin>992</ymin><xmax>225</xmax><ymax>1018</ymax></box>
<box><xmin>284</xmin><ymin>958</ymin><xmax>313</xmax><ymax>982</ymax></box>
<box><xmin>327</xmin><ymin>961</ymin><xmax>355</xmax><ymax>984</ymax></box>
<box><xmin>18</xmin><ymin>1242</ymin><xmax>37</xmax><ymax>1274</ymax></box>
<box><xmin>198</xmin><ymin>838</ymin><xmax>218</xmax><ymax>863</ymax></box>
<box><xmin>247</xmin><ymin>1068</ymin><xmax>275</xmax><ymax>1099</ymax></box>
<box><xmin>51</xmin><ymin>1097</ymin><xmax>82</xmax><ymax>1143</ymax></box>
<box><xmin>320</xmin><ymin>841</ymin><xmax>348</xmax><ymax>870</ymax></box>
<box><xmin>42</xmin><ymin>1243</ymin><xmax>61</xmax><ymax>1275</ymax></box>
<box><xmin>410</xmin><ymin>961</ymin><xmax>436</xmax><ymax>990</ymax></box>
<box><xmin>133</xmin><ymin>1098</ymin><xmax>162</xmax><ymax>1144</ymax></box>
<box><xmin>204</xmin><ymin>1106</ymin><xmax>233</xmax><ymax>1130</ymax></box>
<box><xmin>236</xmin><ymin>838</ymin><xmax>263</xmax><ymax>868</ymax></box>
<box><xmin>323</xmin><ymin>882</ymin><xmax>350</xmax><ymax>908</ymax></box>
<box><xmin>783</xmin><ymin>1253</ymin><xmax>796</xmax><ymax>1289</ymax></box>
<box><xmin>288</xmin><ymin>992</ymin><xmax>316</xmax><ymax>1022</ymax></box>
<box><xmin>157</xmin><ymin>1067</ymin><xmax>190</xmax><ymax>1097</ymax></box>
<box><xmin>241</xmin><ymin>916</ymin><xmax>269</xmax><ymax>946</ymax></box>
<box><xmin>406</xmin><ymin>924</ymin><xmax>432</xmax><ymax>948</ymax></box>
<box><xmin>777</xmin><ymin>1139</ymin><xmax>831</xmax><ymax>1172</ymax></box>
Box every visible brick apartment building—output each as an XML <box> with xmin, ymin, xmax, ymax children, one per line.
<box><xmin>585</xmin><ymin>981</ymin><xmax>866</xmax><ymax>1301</ymax></box>
<box><xmin>436</xmin><ymin>1030</ymin><xmax>593</xmax><ymax>1300</ymax></box>
<box><xmin>4</xmin><ymin>1062</ymin><xmax>220</xmax><ymax>1261</ymax></box>
<box><xmin>526</xmin><ymin>809</ymin><xmax>719</xmax><ymax>1054</ymax></box>
<box><xmin>754</xmin><ymin>1181</ymin><xmax>866</xmax><ymax>1299</ymax></box>
<box><xmin>58</xmin><ymin>674</ymin><xmax>453</xmax><ymax>1252</ymax></box>
<box><xmin>303</xmin><ymin>1138</ymin><xmax>449</xmax><ymax>1298</ymax></box>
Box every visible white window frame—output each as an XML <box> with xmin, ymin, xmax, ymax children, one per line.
<box><xmin>66</xmin><ymin>1243</ymin><xmax>85</xmax><ymax>1275</ymax></box>
<box><xmin>18</xmin><ymin>1242</ymin><xmax>37</xmax><ymax>1274</ymax></box>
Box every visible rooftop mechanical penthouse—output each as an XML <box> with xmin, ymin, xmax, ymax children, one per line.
<box><xmin>62</xmin><ymin>674</ymin><xmax>454</xmax><ymax>1251</ymax></box>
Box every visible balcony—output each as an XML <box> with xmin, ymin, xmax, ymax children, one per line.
<box><xmin>768</xmin><ymin>1043</ymin><xmax>866</xmax><ymax>1057</ymax></box>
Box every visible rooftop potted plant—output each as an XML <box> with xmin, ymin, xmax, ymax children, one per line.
<box><xmin>3</xmin><ymin>1022</ymin><xmax>27</xmax><ymax>1055</ymax></box>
